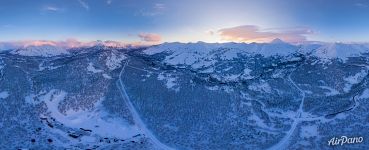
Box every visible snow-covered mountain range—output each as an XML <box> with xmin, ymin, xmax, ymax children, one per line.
<box><xmin>1</xmin><ymin>40</ymin><xmax>369</xmax><ymax>149</ymax></box>
<box><xmin>3</xmin><ymin>39</ymin><xmax>369</xmax><ymax>60</ymax></box>
<box><xmin>10</xmin><ymin>45</ymin><xmax>70</xmax><ymax>57</ymax></box>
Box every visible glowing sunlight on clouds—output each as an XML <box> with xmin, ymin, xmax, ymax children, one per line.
<box><xmin>138</xmin><ymin>33</ymin><xmax>162</xmax><ymax>43</ymax></box>
<box><xmin>218</xmin><ymin>25</ymin><xmax>314</xmax><ymax>43</ymax></box>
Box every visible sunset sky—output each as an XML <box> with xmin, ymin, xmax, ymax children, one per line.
<box><xmin>1</xmin><ymin>0</ymin><xmax>369</xmax><ymax>44</ymax></box>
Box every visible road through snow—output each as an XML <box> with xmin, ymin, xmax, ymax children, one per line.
<box><xmin>268</xmin><ymin>70</ymin><xmax>306</xmax><ymax>150</ymax></box>
<box><xmin>117</xmin><ymin>60</ymin><xmax>174</xmax><ymax>150</ymax></box>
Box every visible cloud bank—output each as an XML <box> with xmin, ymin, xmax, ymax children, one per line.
<box><xmin>138</xmin><ymin>33</ymin><xmax>162</xmax><ymax>43</ymax></box>
<box><xmin>218</xmin><ymin>25</ymin><xmax>313</xmax><ymax>43</ymax></box>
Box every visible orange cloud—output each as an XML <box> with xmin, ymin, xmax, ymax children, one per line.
<box><xmin>138</xmin><ymin>33</ymin><xmax>162</xmax><ymax>43</ymax></box>
<box><xmin>218</xmin><ymin>25</ymin><xmax>313</xmax><ymax>43</ymax></box>
<box><xmin>22</xmin><ymin>40</ymin><xmax>58</xmax><ymax>47</ymax></box>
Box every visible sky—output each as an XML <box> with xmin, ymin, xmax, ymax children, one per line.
<box><xmin>0</xmin><ymin>0</ymin><xmax>369</xmax><ymax>44</ymax></box>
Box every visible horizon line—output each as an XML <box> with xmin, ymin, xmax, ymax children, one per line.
<box><xmin>1</xmin><ymin>39</ymin><xmax>369</xmax><ymax>50</ymax></box>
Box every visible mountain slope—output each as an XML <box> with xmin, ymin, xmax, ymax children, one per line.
<box><xmin>10</xmin><ymin>45</ymin><xmax>69</xmax><ymax>57</ymax></box>
<box><xmin>1</xmin><ymin>42</ymin><xmax>369</xmax><ymax>149</ymax></box>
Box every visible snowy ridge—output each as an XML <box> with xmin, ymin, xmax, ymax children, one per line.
<box><xmin>313</xmin><ymin>43</ymin><xmax>369</xmax><ymax>62</ymax></box>
<box><xmin>144</xmin><ymin>41</ymin><xmax>369</xmax><ymax>67</ymax></box>
<box><xmin>105</xmin><ymin>50</ymin><xmax>127</xmax><ymax>70</ymax></box>
<box><xmin>0</xmin><ymin>40</ymin><xmax>145</xmax><ymax>52</ymax></box>
<box><xmin>144</xmin><ymin>41</ymin><xmax>298</xmax><ymax>57</ymax></box>
<box><xmin>143</xmin><ymin>41</ymin><xmax>300</xmax><ymax>68</ymax></box>
<box><xmin>0</xmin><ymin>42</ymin><xmax>21</xmax><ymax>51</ymax></box>
<box><xmin>11</xmin><ymin>45</ymin><xmax>69</xmax><ymax>57</ymax></box>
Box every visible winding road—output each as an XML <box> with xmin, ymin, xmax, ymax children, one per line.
<box><xmin>268</xmin><ymin>70</ymin><xmax>306</xmax><ymax>150</ymax></box>
<box><xmin>116</xmin><ymin>60</ymin><xmax>174</xmax><ymax>150</ymax></box>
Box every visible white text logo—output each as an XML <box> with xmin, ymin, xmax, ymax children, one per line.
<box><xmin>328</xmin><ymin>136</ymin><xmax>363</xmax><ymax>146</ymax></box>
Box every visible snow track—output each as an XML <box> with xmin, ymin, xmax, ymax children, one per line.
<box><xmin>117</xmin><ymin>60</ymin><xmax>174</xmax><ymax>150</ymax></box>
<box><xmin>268</xmin><ymin>70</ymin><xmax>305</xmax><ymax>150</ymax></box>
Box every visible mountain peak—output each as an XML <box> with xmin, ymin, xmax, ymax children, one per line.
<box><xmin>270</xmin><ymin>38</ymin><xmax>286</xmax><ymax>44</ymax></box>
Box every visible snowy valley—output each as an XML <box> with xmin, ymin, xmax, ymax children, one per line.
<box><xmin>1</xmin><ymin>41</ymin><xmax>369</xmax><ymax>149</ymax></box>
